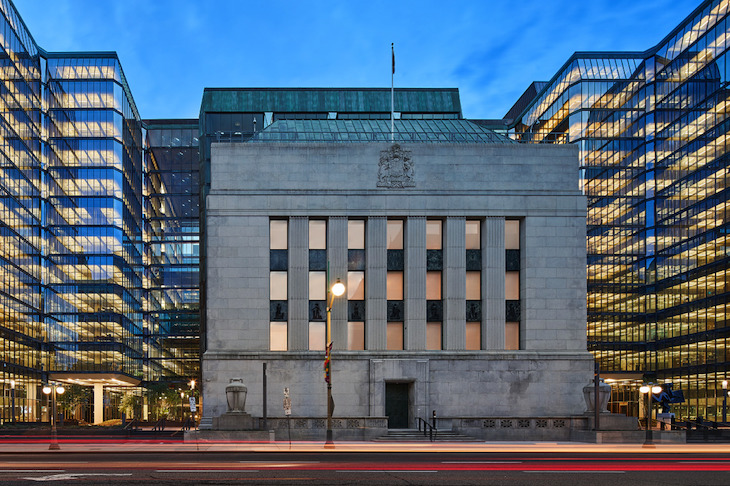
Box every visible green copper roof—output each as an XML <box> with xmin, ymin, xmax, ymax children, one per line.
<box><xmin>201</xmin><ymin>88</ymin><xmax>461</xmax><ymax>115</ymax></box>
<box><xmin>249</xmin><ymin>119</ymin><xmax>513</xmax><ymax>144</ymax></box>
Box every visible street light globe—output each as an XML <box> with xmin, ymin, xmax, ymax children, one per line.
<box><xmin>723</xmin><ymin>380</ymin><xmax>728</xmax><ymax>390</ymax></box>
<box><xmin>42</xmin><ymin>385</ymin><xmax>52</xmax><ymax>395</ymax></box>
<box><xmin>56</xmin><ymin>386</ymin><xmax>65</xmax><ymax>395</ymax></box>
<box><xmin>639</xmin><ymin>385</ymin><xmax>650</xmax><ymax>394</ymax></box>
<box><xmin>331</xmin><ymin>279</ymin><xmax>345</xmax><ymax>297</ymax></box>
<box><xmin>651</xmin><ymin>385</ymin><xmax>662</xmax><ymax>394</ymax></box>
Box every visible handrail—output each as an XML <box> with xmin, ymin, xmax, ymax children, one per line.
<box><xmin>417</xmin><ymin>417</ymin><xmax>437</xmax><ymax>441</ymax></box>
<box><xmin>172</xmin><ymin>417</ymin><xmax>194</xmax><ymax>436</ymax></box>
<box><xmin>123</xmin><ymin>418</ymin><xmax>138</xmax><ymax>431</ymax></box>
<box><xmin>151</xmin><ymin>417</ymin><xmax>166</xmax><ymax>432</ymax></box>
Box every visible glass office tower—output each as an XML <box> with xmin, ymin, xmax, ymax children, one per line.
<box><xmin>0</xmin><ymin>0</ymin><xmax>160</xmax><ymax>423</ymax></box>
<box><xmin>509</xmin><ymin>0</ymin><xmax>730</xmax><ymax>420</ymax></box>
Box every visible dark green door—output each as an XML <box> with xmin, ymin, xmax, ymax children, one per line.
<box><xmin>385</xmin><ymin>382</ymin><xmax>409</xmax><ymax>429</ymax></box>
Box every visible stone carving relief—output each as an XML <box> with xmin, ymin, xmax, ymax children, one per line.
<box><xmin>377</xmin><ymin>144</ymin><xmax>415</xmax><ymax>188</ymax></box>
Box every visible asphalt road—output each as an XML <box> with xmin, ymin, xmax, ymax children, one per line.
<box><xmin>1</xmin><ymin>452</ymin><xmax>729</xmax><ymax>485</ymax></box>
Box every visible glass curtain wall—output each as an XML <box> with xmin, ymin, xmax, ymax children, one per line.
<box><xmin>144</xmin><ymin>120</ymin><xmax>200</xmax><ymax>385</ymax></box>
<box><xmin>510</xmin><ymin>0</ymin><xmax>730</xmax><ymax>420</ymax></box>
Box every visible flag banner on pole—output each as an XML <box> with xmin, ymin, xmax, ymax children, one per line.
<box><xmin>392</xmin><ymin>43</ymin><xmax>395</xmax><ymax>74</ymax></box>
<box><xmin>324</xmin><ymin>342</ymin><xmax>332</xmax><ymax>384</ymax></box>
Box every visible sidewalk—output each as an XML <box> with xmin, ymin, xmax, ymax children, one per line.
<box><xmin>0</xmin><ymin>438</ymin><xmax>729</xmax><ymax>454</ymax></box>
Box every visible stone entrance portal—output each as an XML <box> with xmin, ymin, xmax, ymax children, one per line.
<box><xmin>385</xmin><ymin>382</ymin><xmax>409</xmax><ymax>428</ymax></box>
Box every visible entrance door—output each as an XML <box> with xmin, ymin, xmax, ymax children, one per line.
<box><xmin>385</xmin><ymin>382</ymin><xmax>409</xmax><ymax>429</ymax></box>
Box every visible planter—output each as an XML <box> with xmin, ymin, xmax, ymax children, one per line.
<box><xmin>583</xmin><ymin>379</ymin><xmax>611</xmax><ymax>413</ymax></box>
<box><xmin>225</xmin><ymin>378</ymin><xmax>247</xmax><ymax>413</ymax></box>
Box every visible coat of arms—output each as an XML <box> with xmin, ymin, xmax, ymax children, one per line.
<box><xmin>377</xmin><ymin>144</ymin><xmax>415</xmax><ymax>188</ymax></box>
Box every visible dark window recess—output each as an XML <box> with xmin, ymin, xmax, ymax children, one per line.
<box><xmin>348</xmin><ymin>249</ymin><xmax>366</xmax><ymax>271</ymax></box>
<box><xmin>348</xmin><ymin>301</ymin><xmax>366</xmax><ymax>321</ymax></box>
<box><xmin>387</xmin><ymin>301</ymin><xmax>404</xmax><ymax>321</ymax></box>
<box><xmin>270</xmin><ymin>250</ymin><xmax>288</xmax><ymax>271</ymax></box>
<box><xmin>387</xmin><ymin>250</ymin><xmax>404</xmax><ymax>271</ymax></box>
<box><xmin>506</xmin><ymin>300</ymin><xmax>521</xmax><ymax>321</ymax></box>
<box><xmin>427</xmin><ymin>250</ymin><xmax>443</xmax><ymax>271</ymax></box>
<box><xmin>270</xmin><ymin>301</ymin><xmax>288</xmax><ymax>321</ymax></box>
<box><xmin>427</xmin><ymin>300</ymin><xmax>443</xmax><ymax>321</ymax></box>
<box><xmin>466</xmin><ymin>300</ymin><xmax>482</xmax><ymax>321</ymax></box>
<box><xmin>506</xmin><ymin>250</ymin><xmax>520</xmax><ymax>271</ymax></box>
<box><xmin>309</xmin><ymin>249</ymin><xmax>327</xmax><ymax>271</ymax></box>
<box><xmin>466</xmin><ymin>250</ymin><xmax>481</xmax><ymax>271</ymax></box>
<box><xmin>309</xmin><ymin>301</ymin><xmax>326</xmax><ymax>321</ymax></box>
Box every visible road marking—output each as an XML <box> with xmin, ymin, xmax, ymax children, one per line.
<box><xmin>336</xmin><ymin>470</ymin><xmax>437</xmax><ymax>473</ymax></box>
<box><xmin>523</xmin><ymin>471</ymin><xmax>625</xmax><ymax>474</ymax></box>
<box><xmin>239</xmin><ymin>461</ymin><xmax>321</xmax><ymax>467</ymax></box>
<box><xmin>23</xmin><ymin>473</ymin><xmax>132</xmax><ymax>482</ymax></box>
<box><xmin>156</xmin><ymin>470</ymin><xmax>260</xmax><ymax>473</ymax></box>
<box><xmin>443</xmin><ymin>461</ymin><xmax>523</xmax><ymax>464</ymax></box>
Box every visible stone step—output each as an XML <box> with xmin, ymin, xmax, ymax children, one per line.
<box><xmin>372</xmin><ymin>429</ymin><xmax>481</xmax><ymax>442</ymax></box>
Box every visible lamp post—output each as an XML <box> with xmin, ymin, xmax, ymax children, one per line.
<box><xmin>639</xmin><ymin>384</ymin><xmax>662</xmax><ymax>446</ymax></box>
<box><xmin>9</xmin><ymin>380</ymin><xmax>15</xmax><ymax>424</ymax></box>
<box><xmin>324</xmin><ymin>278</ymin><xmax>345</xmax><ymax>448</ymax></box>
<box><xmin>42</xmin><ymin>384</ymin><xmax>65</xmax><ymax>450</ymax></box>
<box><xmin>723</xmin><ymin>380</ymin><xmax>728</xmax><ymax>425</ymax></box>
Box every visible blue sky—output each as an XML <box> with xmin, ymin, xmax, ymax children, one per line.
<box><xmin>15</xmin><ymin>0</ymin><xmax>701</xmax><ymax>120</ymax></box>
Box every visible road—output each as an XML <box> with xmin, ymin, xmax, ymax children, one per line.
<box><xmin>1</xmin><ymin>451</ymin><xmax>729</xmax><ymax>485</ymax></box>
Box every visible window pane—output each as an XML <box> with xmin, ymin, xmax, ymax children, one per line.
<box><xmin>348</xmin><ymin>220</ymin><xmax>365</xmax><ymax>249</ymax></box>
<box><xmin>505</xmin><ymin>220</ymin><xmax>520</xmax><ymax>250</ymax></box>
<box><xmin>348</xmin><ymin>322</ymin><xmax>365</xmax><ymax>350</ymax></box>
<box><xmin>426</xmin><ymin>322</ymin><xmax>442</xmax><ymax>350</ymax></box>
<box><xmin>426</xmin><ymin>271</ymin><xmax>442</xmax><ymax>300</ymax></box>
<box><xmin>309</xmin><ymin>271</ymin><xmax>326</xmax><ymax>300</ymax></box>
<box><xmin>270</xmin><ymin>220</ymin><xmax>287</xmax><ymax>249</ymax></box>
<box><xmin>506</xmin><ymin>271</ymin><xmax>519</xmax><ymax>300</ymax></box>
<box><xmin>309</xmin><ymin>322</ymin><xmax>326</xmax><ymax>350</ymax></box>
<box><xmin>270</xmin><ymin>271</ymin><xmax>287</xmax><ymax>300</ymax></box>
<box><xmin>387</xmin><ymin>322</ymin><xmax>404</xmax><ymax>350</ymax></box>
<box><xmin>387</xmin><ymin>220</ymin><xmax>403</xmax><ymax>249</ymax></box>
<box><xmin>309</xmin><ymin>220</ymin><xmax>327</xmax><ymax>249</ymax></box>
<box><xmin>506</xmin><ymin>322</ymin><xmax>520</xmax><ymax>350</ymax></box>
<box><xmin>348</xmin><ymin>271</ymin><xmax>365</xmax><ymax>300</ymax></box>
<box><xmin>270</xmin><ymin>322</ymin><xmax>287</xmax><ymax>351</ymax></box>
<box><xmin>466</xmin><ymin>220</ymin><xmax>480</xmax><ymax>250</ymax></box>
<box><xmin>387</xmin><ymin>271</ymin><xmax>403</xmax><ymax>300</ymax></box>
<box><xmin>466</xmin><ymin>322</ymin><xmax>481</xmax><ymax>350</ymax></box>
<box><xmin>466</xmin><ymin>271</ymin><xmax>481</xmax><ymax>300</ymax></box>
<box><xmin>426</xmin><ymin>220</ymin><xmax>442</xmax><ymax>249</ymax></box>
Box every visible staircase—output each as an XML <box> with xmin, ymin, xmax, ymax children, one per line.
<box><xmin>372</xmin><ymin>428</ymin><xmax>481</xmax><ymax>442</ymax></box>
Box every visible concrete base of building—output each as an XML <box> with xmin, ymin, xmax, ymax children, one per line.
<box><xmin>570</xmin><ymin>429</ymin><xmax>686</xmax><ymax>444</ymax></box>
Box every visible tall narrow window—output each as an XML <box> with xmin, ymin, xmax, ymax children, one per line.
<box><xmin>309</xmin><ymin>220</ymin><xmax>327</xmax><ymax>350</ymax></box>
<box><xmin>347</xmin><ymin>220</ymin><xmax>366</xmax><ymax>350</ymax></box>
<box><xmin>505</xmin><ymin>219</ymin><xmax>520</xmax><ymax>350</ymax></box>
<box><xmin>466</xmin><ymin>219</ymin><xmax>482</xmax><ymax>350</ymax></box>
<box><xmin>387</xmin><ymin>220</ymin><xmax>404</xmax><ymax>350</ymax></box>
<box><xmin>270</xmin><ymin>220</ymin><xmax>288</xmax><ymax>351</ymax></box>
<box><xmin>426</xmin><ymin>220</ymin><xmax>443</xmax><ymax>349</ymax></box>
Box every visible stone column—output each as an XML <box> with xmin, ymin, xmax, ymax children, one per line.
<box><xmin>405</xmin><ymin>216</ymin><xmax>426</xmax><ymax>350</ymax></box>
<box><xmin>288</xmin><ymin>216</ymin><xmax>309</xmax><ymax>350</ymax></box>
<box><xmin>366</xmin><ymin>217</ymin><xmax>387</xmax><ymax>350</ymax></box>
<box><xmin>444</xmin><ymin>217</ymin><xmax>466</xmax><ymax>350</ymax></box>
<box><xmin>94</xmin><ymin>383</ymin><xmax>104</xmax><ymax>424</ymax></box>
<box><xmin>483</xmin><ymin>217</ymin><xmax>505</xmax><ymax>350</ymax></box>
<box><xmin>328</xmin><ymin>217</ymin><xmax>348</xmax><ymax>349</ymax></box>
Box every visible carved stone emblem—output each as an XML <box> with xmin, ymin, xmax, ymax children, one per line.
<box><xmin>377</xmin><ymin>144</ymin><xmax>414</xmax><ymax>188</ymax></box>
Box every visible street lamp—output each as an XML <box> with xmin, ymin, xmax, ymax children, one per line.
<box><xmin>9</xmin><ymin>380</ymin><xmax>15</xmax><ymax>424</ymax></box>
<box><xmin>42</xmin><ymin>384</ymin><xmax>65</xmax><ymax>450</ymax></box>
<box><xmin>639</xmin><ymin>384</ymin><xmax>662</xmax><ymax>446</ymax></box>
<box><xmin>722</xmin><ymin>380</ymin><xmax>728</xmax><ymax>424</ymax></box>
<box><xmin>324</xmin><ymin>278</ymin><xmax>345</xmax><ymax>448</ymax></box>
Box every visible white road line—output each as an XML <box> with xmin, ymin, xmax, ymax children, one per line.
<box><xmin>23</xmin><ymin>473</ymin><xmax>132</xmax><ymax>482</ymax></box>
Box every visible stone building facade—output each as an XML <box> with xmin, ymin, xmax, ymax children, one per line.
<box><xmin>201</xmin><ymin>140</ymin><xmax>593</xmax><ymax>439</ymax></box>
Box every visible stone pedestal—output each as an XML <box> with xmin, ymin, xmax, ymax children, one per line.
<box><xmin>212</xmin><ymin>412</ymin><xmax>256</xmax><ymax>431</ymax></box>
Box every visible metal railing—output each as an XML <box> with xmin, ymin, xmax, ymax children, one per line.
<box><xmin>417</xmin><ymin>417</ymin><xmax>437</xmax><ymax>441</ymax></box>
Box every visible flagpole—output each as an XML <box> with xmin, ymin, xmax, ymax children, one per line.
<box><xmin>391</xmin><ymin>43</ymin><xmax>394</xmax><ymax>143</ymax></box>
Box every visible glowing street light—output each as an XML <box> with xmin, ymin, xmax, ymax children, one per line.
<box><xmin>325</xmin><ymin>278</ymin><xmax>345</xmax><ymax>448</ymax></box>
<box><xmin>42</xmin><ymin>384</ymin><xmax>65</xmax><ymax>450</ymax></box>
<box><xmin>639</xmin><ymin>384</ymin><xmax>662</xmax><ymax>446</ymax></box>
